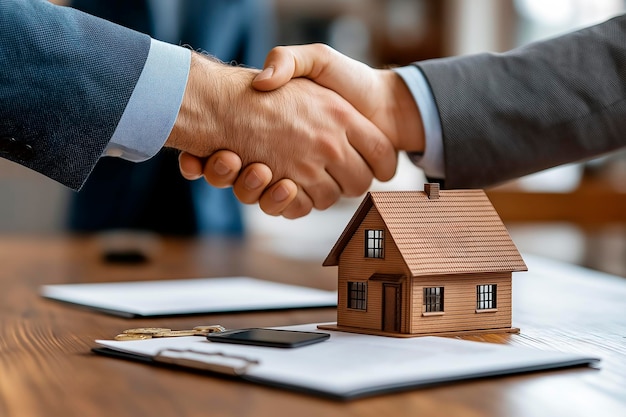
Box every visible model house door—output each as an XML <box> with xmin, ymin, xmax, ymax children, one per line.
<box><xmin>383</xmin><ymin>283</ymin><xmax>401</xmax><ymax>333</ymax></box>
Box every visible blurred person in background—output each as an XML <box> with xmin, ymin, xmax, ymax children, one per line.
<box><xmin>66</xmin><ymin>0</ymin><xmax>277</xmax><ymax>236</ymax></box>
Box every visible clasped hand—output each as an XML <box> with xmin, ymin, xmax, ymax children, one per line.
<box><xmin>173</xmin><ymin>44</ymin><xmax>424</xmax><ymax>219</ymax></box>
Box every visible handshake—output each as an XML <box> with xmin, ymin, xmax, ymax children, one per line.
<box><xmin>167</xmin><ymin>44</ymin><xmax>425</xmax><ymax>219</ymax></box>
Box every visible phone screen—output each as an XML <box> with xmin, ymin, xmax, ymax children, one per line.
<box><xmin>206</xmin><ymin>328</ymin><xmax>330</xmax><ymax>348</ymax></box>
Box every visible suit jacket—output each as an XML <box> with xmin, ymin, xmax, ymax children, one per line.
<box><xmin>0</xmin><ymin>0</ymin><xmax>150</xmax><ymax>191</ymax></box>
<box><xmin>416</xmin><ymin>14</ymin><xmax>626</xmax><ymax>189</ymax></box>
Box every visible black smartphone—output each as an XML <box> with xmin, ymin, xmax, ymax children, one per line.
<box><xmin>206</xmin><ymin>328</ymin><xmax>330</xmax><ymax>348</ymax></box>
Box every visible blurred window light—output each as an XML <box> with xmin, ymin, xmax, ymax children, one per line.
<box><xmin>328</xmin><ymin>15</ymin><xmax>372</xmax><ymax>63</ymax></box>
<box><xmin>386</xmin><ymin>0</ymin><xmax>427</xmax><ymax>48</ymax></box>
<box><xmin>515</xmin><ymin>0</ymin><xmax>577</xmax><ymax>26</ymax></box>
<box><xmin>515</xmin><ymin>0</ymin><xmax>624</xmax><ymax>40</ymax></box>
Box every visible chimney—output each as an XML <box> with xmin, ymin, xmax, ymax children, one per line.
<box><xmin>424</xmin><ymin>183</ymin><xmax>439</xmax><ymax>200</ymax></box>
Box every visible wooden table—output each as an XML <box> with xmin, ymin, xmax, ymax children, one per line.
<box><xmin>1</xmin><ymin>235</ymin><xmax>624</xmax><ymax>417</ymax></box>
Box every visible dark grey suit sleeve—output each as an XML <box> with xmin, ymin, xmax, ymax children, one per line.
<box><xmin>416</xmin><ymin>14</ymin><xmax>626</xmax><ymax>189</ymax></box>
<box><xmin>0</xmin><ymin>0</ymin><xmax>151</xmax><ymax>190</ymax></box>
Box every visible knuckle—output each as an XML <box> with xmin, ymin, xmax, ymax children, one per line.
<box><xmin>311</xmin><ymin>43</ymin><xmax>333</xmax><ymax>58</ymax></box>
<box><xmin>344</xmin><ymin>176</ymin><xmax>373</xmax><ymax>198</ymax></box>
<box><xmin>270</xmin><ymin>45</ymin><xmax>287</xmax><ymax>59</ymax></box>
<box><xmin>370</xmin><ymin>141</ymin><xmax>397</xmax><ymax>181</ymax></box>
<box><xmin>321</xmin><ymin>145</ymin><xmax>343</xmax><ymax>167</ymax></box>
<box><xmin>284</xmin><ymin>205</ymin><xmax>311</xmax><ymax>219</ymax></box>
<box><xmin>306</xmin><ymin>182</ymin><xmax>340</xmax><ymax>211</ymax></box>
<box><xmin>233</xmin><ymin>185</ymin><xmax>258</xmax><ymax>205</ymax></box>
<box><xmin>281</xmin><ymin>195</ymin><xmax>313</xmax><ymax>219</ymax></box>
<box><xmin>315</xmin><ymin>190</ymin><xmax>339</xmax><ymax>211</ymax></box>
<box><xmin>261</xmin><ymin>204</ymin><xmax>282</xmax><ymax>217</ymax></box>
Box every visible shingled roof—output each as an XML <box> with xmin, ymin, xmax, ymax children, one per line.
<box><xmin>323</xmin><ymin>189</ymin><xmax>527</xmax><ymax>276</ymax></box>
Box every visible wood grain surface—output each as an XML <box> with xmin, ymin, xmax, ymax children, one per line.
<box><xmin>0</xmin><ymin>235</ymin><xmax>624</xmax><ymax>417</ymax></box>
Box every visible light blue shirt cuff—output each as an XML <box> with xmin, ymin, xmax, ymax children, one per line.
<box><xmin>104</xmin><ymin>39</ymin><xmax>191</xmax><ymax>162</ymax></box>
<box><xmin>393</xmin><ymin>65</ymin><xmax>445</xmax><ymax>179</ymax></box>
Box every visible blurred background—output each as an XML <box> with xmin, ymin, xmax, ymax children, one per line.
<box><xmin>2</xmin><ymin>0</ymin><xmax>625</xmax><ymax>276</ymax></box>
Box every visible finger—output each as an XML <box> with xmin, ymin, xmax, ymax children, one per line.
<box><xmin>322</xmin><ymin>104</ymin><xmax>396</xmax><ymax>188</ymax></box>
<box><xmin>324</xmin><ymin>148</ymin><xmax>373</xmax><ymax>199</ymax></box>
<box><xmin>257</xmin><ymin>179</ymin><xmax>298</xmax><ymax>216</ymax></box>
<box><xmin>203</xmin><ymin>150</ymin><xmax>243</xmax><ymax>188</ymax></box>
<box><xmin>178</xmin><ymin>152</ymin><xmax>204</xmax><ymax>180</ymax></box>
<box><xmin>252</xmin><ymin>46</ymin><xmax>297</xmax><ymax>91</ymax></box>
<box><xmin>345</xmin><ymin>114</ymin><xmax>398</xmax><ymax>182</ymax></box>
<box><xmin>252</xmin><ymin>44</ymin><xmax>335</xmax><ymax>91</ymax></box>
<box><xmin>305</xmin><ymin>126</ymin><xmax>372</xmax><ymax>200</ymax></box>
<box><xmin>300</xmin><ymin>166</ymin><xmax>343</xmax><ymax>210</ymax></box>
<box><xmin>232</xmin><ymin>163</ymin><xmax>273</xmax><ymax>204</ymax></box>
<box><xmin>279</xmin><ymin>187</ymin><xmax>314</xmax><ymax>219</ymax></box>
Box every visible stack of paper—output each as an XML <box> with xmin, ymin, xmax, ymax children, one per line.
<box><xmin>41</xmin><ymin>277</ymin><xmax>337</xmax><ymax>317</ymax></box>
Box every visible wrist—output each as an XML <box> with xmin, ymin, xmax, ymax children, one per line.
<box><xmin>166</xmin><ymin>52</ymin><xmax>214</xmax><ymax>154</ymax></box>
<box><xmin>166</xmin><ymin>53</ymin><xmax>257</xmax><ymax>156</ymax></box>
<box><xmin>384</xmin><ymin>70</ymin><xmax>425</xmax><ymax>153</ymax></box>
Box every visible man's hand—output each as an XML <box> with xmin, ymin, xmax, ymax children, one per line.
<box><xmin>178</xmin><ymin>150</ymin><xmax>299</xmax><ymax>216</ymax></box>
<box><xmin>168</xmin><ymin>51</ymin><xmax>397</xmax><ymax>218</ymax></box>
<box><xmin>183</xmin><ymin>44</ymin><xmax>425</xmax><ymax>216</ymax></box>
<box><xmin>253</xmin><ymin>44</ymin><xmax>424</xmax><ymax>153</ymax></box>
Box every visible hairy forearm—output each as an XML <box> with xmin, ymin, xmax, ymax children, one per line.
<box><xmin>165</xmin><ymin>52</ymin><xmax>257</xmax><ymax>156</ymax></box>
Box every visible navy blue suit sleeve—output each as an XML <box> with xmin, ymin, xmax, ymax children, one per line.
<box><xmin>0</xmin><ymin>0</ymin><xmax>151</xmax><ymax>190</ymax></box>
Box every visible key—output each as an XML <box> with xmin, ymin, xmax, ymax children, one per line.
<box><xmin>122</xmin><ymin>327</ymin><xmax>171</xmax><ymax>335</ymax></box>
<box><xmin>114</xmin><ymin>325</ymin><xmax>226</xmax><ymax>341</ymax></box>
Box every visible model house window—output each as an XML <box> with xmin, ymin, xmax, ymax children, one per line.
<box><xmin>365</xmin><ymin>229</ymin><xmax>384</xmax><ymax>258</ymax></box>
<box><xmin>477</xmin><ymin>284</ymin><xmax>497</xmax><ymax>310</ymax></box>
<box><xmin>348</xmin><ymin>281</ymin><xmax>367</xmax><ymax>310</ymax></box>
<box><xmin>424</xmin><ymin>287</ymin><xmax>444</xmax><ymax>312</ymax></box>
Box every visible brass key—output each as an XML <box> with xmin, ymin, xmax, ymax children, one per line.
<box><xmin>114</xmin><ymin>325</ymin><xmax>226</xmax><ymax>341</ymax></box>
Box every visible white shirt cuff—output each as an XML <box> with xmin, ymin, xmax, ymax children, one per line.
<box><xmin>393</xmin><ymin>65</ymin><xmax>445</xmax><ymax>179</ymax></box>
<box><xmin>104</xmin><ymin>39</ymin><xmax>191</xmax><ymax>162</ymax></box>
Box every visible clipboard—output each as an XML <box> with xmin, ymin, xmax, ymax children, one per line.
<box><xmin>93</xmin><ymin>323</ymin><xmax>600</xmax><ymax>400</ymax></box>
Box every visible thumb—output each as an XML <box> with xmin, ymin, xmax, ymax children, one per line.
<box><xmin>252</xmin><ymin>44</ymin><xmax>378</xmax><ymax>118</ymax></box>
<box><xmin>252</xmin><ymin>44</ymin><xmax>350</xmax><ymax>90</ymax></box>
<box><xmin>252</xmin><ymin>45</ymin><xmax>301</xmax><ymax>91</ymax></box>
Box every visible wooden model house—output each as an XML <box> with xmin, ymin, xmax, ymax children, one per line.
<box><xmin>319</xmin><ymin>184</ymin><xmax>527</xmax><ymax>337</ymax></box>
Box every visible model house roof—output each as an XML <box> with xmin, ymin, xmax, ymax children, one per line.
<box><xmin>323</xmin><ymin>187</ymin><xmax>527</xmax><ymax>276</ymax></box>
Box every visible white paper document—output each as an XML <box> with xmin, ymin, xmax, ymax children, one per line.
<box><xmin>94</xmin><ymin>323</ymin><xmax>599</xmax><ymax>399</ymax></box>
<box><xmin>41</xmin><ymin>277</ymin><xmax>337</xmax><ymax>317</ymax></box>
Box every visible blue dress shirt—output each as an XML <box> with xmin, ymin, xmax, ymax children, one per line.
<box><xmin>104</xmin><ymin>39</ymin><xmax>190</xmax><ymax>161</ymax></box>
<box><xmin>393</xmin><ymin>66</ymin><xmax>445</xmax><ymax>180</ymax></box>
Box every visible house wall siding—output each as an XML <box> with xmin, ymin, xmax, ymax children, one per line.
<box><xmin>410</xmin><ymin>272</ymin><xmax>512</xmax><ymax>334</ymax></box>
<box><xmin>337</xmin><ymin>207</ymin><xmax>411</xmax><ymax>332</ymax></box>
